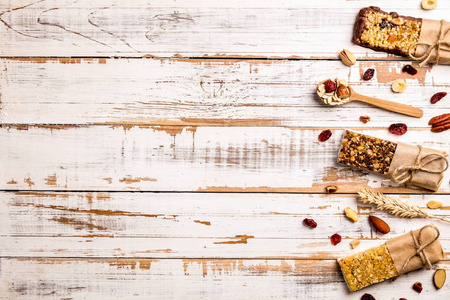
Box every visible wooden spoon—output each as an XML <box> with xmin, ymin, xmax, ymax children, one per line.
<box><xmin>347</xmin><ymin>86</ymin><xmax>423</xmax><ymax>118</ymax></box>
<box><xmin>317</xmin><ymin>80</ymin><xmax>423</xmax><ymax>118</ymax></box>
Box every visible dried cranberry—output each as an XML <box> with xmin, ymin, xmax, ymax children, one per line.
<box><xmin>399</xmin><ymin>298</ymin><xmax>407</xmax><ymax>300</ymax></box>
<box><xmin>363</xmin><ymin>68</ymin><xmax>375</xmax><ymax>81</ymax></box>
<box><xmin>318</xmin><ymin>130</ymin><xmax>332</xmax><ymax>142</ymax></box>
<box><xmin>303</xmin><ymin>218</ymin><xmax>317</xmax><ymax>228</ymax></box>
<box><xmin>412</xmin><ymin>282</ymin><xmax>423</xmax><ymax>293</ymax></box>
<box><xmin>389</xmin><ymin>123</ymin><xmax>407</xmax><ymax>135</ymax></box>
<box><xmin>431</xmin><ymin>92</ymin><xmax>447</xmax><ymax>104</ymax></box>
<box><xmin>402</xmin><ymin>65</ymin><xmax>418</xmax><ymax>75</ymax></box>
<box><xmin>324</xmin><ymin>80</ymin><xmax>336</xmax><ymax>93</ymax></box>
<box><xmin>361</xmin><ymin>294</ymin><xmax>376</xmax><ymax>300</ymax></box>
<box><xmin>330</xmin><ymin>233</ymin><xmax>341</xmax><ymax>246</ymax></box>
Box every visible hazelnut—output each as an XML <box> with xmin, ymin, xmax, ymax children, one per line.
<box><xmin>337</xmin><ymin>85</ymin><xmax>350</xmax><ymax>99</ymax></box>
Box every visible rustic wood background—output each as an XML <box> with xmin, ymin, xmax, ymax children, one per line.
<box><xmin>1</xmin><ymin>0</ymin><xmax>449</xmax><ymax>299</ymax></box>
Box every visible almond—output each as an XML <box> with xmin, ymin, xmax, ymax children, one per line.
<box><xmin>350</xmin><ymin>239</ymin><xmax>361</xmax><ymax>249</ymax></box>
<box><xmin>434</xmin><ymin>269</ymin><xmax>446</xmax><ymax>289</ymax></box>
<box><xmin>427</xmin><ymin>200</ymin><xmax>443</xmax><ymax>209</ymax></box>
<box><xmin>344</xmin><ymin>207</ymin><xmax>358</xmax><ymax>222</ymax></box>
<box><xmin>369</xmin><ymin>215</ymin><xmax>390</xmax><ymax>234</ymax></box>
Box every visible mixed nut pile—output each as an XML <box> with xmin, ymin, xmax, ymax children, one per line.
<box><xmin>335</xmin><ymin>47</ymin><xmax>449</xmax><ymax>133</ymax></box>
<box><xmin>317</xmin><ymin>78</ymin><xmax>350</xmax><ymax>105</ymax></box>
<box><xmin>311</xmin><ymin>5</ymin><xmax>449</xmax><ymax>296</ymax></box>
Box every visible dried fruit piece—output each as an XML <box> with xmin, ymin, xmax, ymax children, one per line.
<box><xmin>303</xmin><ymin>218</ymin><xmax>317</xmax><ymax>229</ymax></box>
<box><xmin>389</xmin><ymin>123</ymin><xmax>407</xmax><ymax>135</ymax></box>
<box><xmin>318</xmin><ymin>130</ymin><xmax>332</xmax><ymax>142</ymax></box>
<box><xmin>434</xmin><ymin>269</ymin><xmax>446</xmax><ymax>289</ymax></box>
<box><xmin>387</xmin><ymin>34</ymin><xmax>397</xmax><ymax>43</ymax></box>
<box><xmin>339</xmin><ymin>49</ymin><xmax>356</xmax><ymax>66</ymax></box>
<box><xmin>431</xmin><ymin>92</ymin><xmax>447</xmax><ymax>104</ymax></box>
<box><xmin>330</xmin><ymin>233</ymin><xmax>341</xmax><ymax>246</ymax></box>
<box><xmin>392</xmin><ymin>79</ymin><xmax>407</xmax><ymax>93</ymax></box>
<box><xmin>427</xmin><ymin>200</ymin><xmax>443</xmax><ymax>209</ymax></box>
<box><xmin>325</xmin><ymin>185</ymin><xmax>338</xmax><ymax>193</ymax></box>
<box><xmin>361</xmin><ymin>293</ymin><xmax>376</xmax><ymax>300</ymax></box>
<box><xmin>402</xmin><ymin>65</ymin><xmax>418</xmax><ymax>76</ymax></box>
<box><xmin>344</xmin><ymin>207</ymin><xmax>359</xmax><ymax>222</ymax></box>
<box><xmin>324</xmin><ymin>80</ymin><xmax>336</xmax><ymax>93</ymax></box>
<box><xmin>363</xmin><ymin>68</ymin><xmax>375</xmax><ymax>81</ymax></box>
<box><xmin>359</xmin><ymin>116</ymin><xmax>371</xmax><ymax>124</ymax></box>
<box><xmin>412</xmin><ymin>282</ymin><xmax>423</xmax><ymax>293</ymax></box>
<box><xmin>422</xmin><ymin>0</ymin><xmax>437</xmax><ymax>10</ymax></box>
<box><xmin>399</xmin><ymin>298</ymin><xmax>407</xmax><ymax>300</ymax></box>
<box><xmin>350</xmin><ymin>239</ymin><xmax>360</xmax><ymax>249</ymax></box>
<box><xmin>369</xmin><ymin>215</ymin><xmax>390</xmax><ymax>234</ymax></box>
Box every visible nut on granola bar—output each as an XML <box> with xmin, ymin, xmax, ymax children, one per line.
<box><xmin>338</xmin><ymin>244</ymin><xmax>399</xmax><ymax>292</ymax></box>
<box><xmin>337</xmin><ymin>130</ymin><xmax>397</xmax><ymax>175</ymax></box>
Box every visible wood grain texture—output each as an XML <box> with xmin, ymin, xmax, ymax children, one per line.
<box><xmin>1</xmin><ymin>58</ymin><xmax>449</xmax><ymax>125</ymax></box>
<box><xmin>1</xmin><ymin>191</ymin><xmax>450</xmax><ymax>258</ymax></box>
<box><xmin>1</xmin><ymin>126</ymin><xmax>449</xmax><ymax>192</ymax></box>
<box><xmin>2</xmin><ymin>1</ymin><xmax>450</xmax><ymax>299</ymax></box>
<box><xmin>0</xmin><ymin>258</ymin><xmax>449</xmax><ymax>300</ymax></box>
<box><xmin>1</xmin><ymin>0</ymin><xmax>450</xmax><ymax>57</ymax></box>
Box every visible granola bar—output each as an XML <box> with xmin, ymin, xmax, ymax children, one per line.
<box><xmin>338</xmin><ymin>244</ymin><xmax>399</xmax><ymax>292</ymax></box>
<box><xmin>337</xmin><ymin>130</ymin><xmax>397</xmax><ymax>175</ymax></box>
<box><xmin>338</xmin><ymin>225</ymin><xmax>443</xmax><ymax>292</ymax></box>
<box><xmin>353</xmin><ymin>6</ymin><xmax>422</xmax><ymax>56</ymax></box>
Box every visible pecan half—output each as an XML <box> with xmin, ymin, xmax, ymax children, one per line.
<box><xmin>431</xmin><ymin>123</ymin><xmax>450</xmax><ymax>133</ymax></box>
<box><xmin>429</xmin><ymin>113</ymin><xmax>450</xmax><ymax>125</ymax></box>
<box><xmin>429</xmin><ymin>113</ymin><xmax>450</xmax><ymax>133</ymax></box>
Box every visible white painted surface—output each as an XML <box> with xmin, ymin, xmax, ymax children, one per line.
<box><xmin>1</xmin><ymin>126</ymin><xmax>449</xmax><ymax>192</ymax></box>
<box><xmin>0</xmin><ymin>58</ymin><xmax>448</xmax><ymax>125</ymax></box>
<box><xmin>1</xmin><ymin>0</ymin><xmax>450</xmax><ymax>299</ymax></box>
<box><xmin>1</xmin><ymin>0</ymin><xmax>450</xmax><ymax>57</ymax></box>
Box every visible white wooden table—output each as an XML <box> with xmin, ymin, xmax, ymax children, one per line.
<box><xmin>1</xmin><ymin>0</ymin><xmax>449</xmax><ymax>299</ymax></box>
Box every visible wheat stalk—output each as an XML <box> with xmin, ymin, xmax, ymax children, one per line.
<box><xmin>358</xmin><ymin>188</ymin><xmax>450</xmax><ymax>223</ymax></box>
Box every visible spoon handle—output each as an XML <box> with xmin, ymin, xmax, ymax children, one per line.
<box><xmin>350</xmin><ymin>92</ymin><xmax>423</xmax><ymax>118</ymax></box>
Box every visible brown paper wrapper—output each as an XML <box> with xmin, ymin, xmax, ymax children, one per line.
<box><xmin>338</xmin><ymin>224</ymin><xmax>443</xmax><ymax>292</ymax></box>
<box><xmin>387</xmin><ymin>142</ymin><xmax>448</xmax><ymax>192</ymax></box>
<box><xmin>386</xmin><ymin>224</ymin><xmax>444</xmax><ymax>274</ymax></box>
<box><xmin>414</xmin><ymin>19</ymin><xmax>450</xmax><ymax>65</ymax></box>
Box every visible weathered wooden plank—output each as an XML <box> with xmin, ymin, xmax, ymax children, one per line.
<box><xmin>1</xmin><ymin>126</ymin><xmax>449</xmax><ymax>192</ymax></box>
<box><xmin>2</xmin><ymin>191</ymin><xmax>449</xmax><ymax>258</ymax></box>
<box><xmin>0</xmin><ymin>125</ymin><xmax>450</xmax><ymax>193</ymax></box>
<box><xmin>5</xmin><ymin>236</ymin><xmax>450</xmax><ymax>259</ymax></box>
<box><xmin>1</xmin><ymin>58</ymin><xmax>449</xmax><ymax>125</ymax></box>
<box><xmin>1</xmin><ymin>0</ymin><xmax>450</xmax><ymax>57</ymax></box>
<box><xmin>0</xmin><ymin>258</ymin><xmax>448</xmax><ymax>299</ymax></box>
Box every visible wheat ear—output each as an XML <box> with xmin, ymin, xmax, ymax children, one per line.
<box><xmin>357</xmin><ymin>188</ymin><xmax>450</xmax><ymax>223</ymax></box>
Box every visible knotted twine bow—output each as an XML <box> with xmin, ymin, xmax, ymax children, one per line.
<box><xmin>391</xmin><ymin>145</ymin><xmax>449</xmax><ymax>184</ymax></box>
<box><xmin>409</xmin><ymin>19</ymin><xmax>450</xmax><ymax>66</ymax></box>
<box><xmin>399</xmin><ymin>225</ymin><xmax>440</xmax><ymax>275</ymax></box>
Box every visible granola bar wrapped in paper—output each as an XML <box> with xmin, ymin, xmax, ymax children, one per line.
<box><xmin>353</xmin><ymin>6</ymin><xmax>450</xmax><ymax>66</ymax></box>
<box><xmin>338</xmin><ymin>224</ymin><xmax>444</xmax><ymax>292</ymax></box>
<box><xmin>337</xmin><ymin>130</ymin><xmax>448</xmax><ymax>191</ymax></box>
